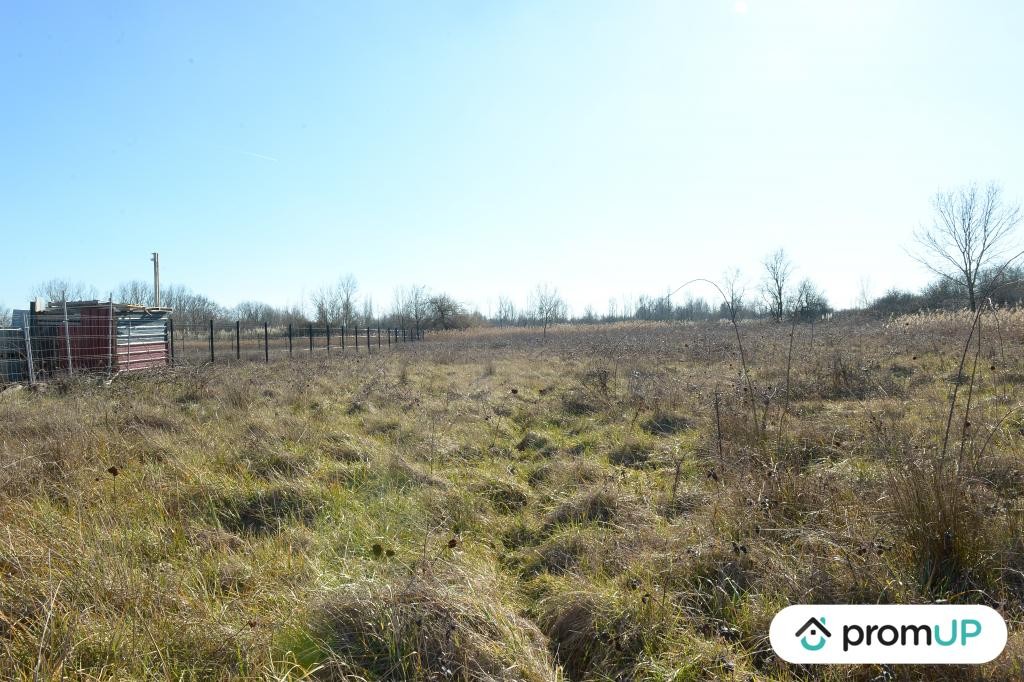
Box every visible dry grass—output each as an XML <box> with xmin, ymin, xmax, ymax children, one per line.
<box><xmin>1</xmin><ymin>313</ymin><xmax>1024</xmax><ymax>680</ymax></box>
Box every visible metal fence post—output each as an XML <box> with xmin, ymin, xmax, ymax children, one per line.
<box><xmin>209</xmin><ymin>319</ymin><xmax>215</xmax><ymax>362</ymax></box>
<box><xmin>236</xmin><ymin>320</ymin><xmax>241</xmax><ymax>360</ymax></box>
<box><xmin>309</xmin><ymin>323</ymin><xmax>313</xmax><ymax>355</ymax></box>
<box><xmin>62</xmin><ymin>300</ymin><xmax>73</xmax><ymax>376</ymax></box>
<box><xmin>264</xmin><ymin>322</ymin><xmax>269</xmax><ymax>363</ymax></box>
<box><xmin>366</xmin><ymin>326</ymin><xmax>370</xmax><ymax>352</ymax></box>
<box><xmin>355</xmin><ymin>325</ymin><xmax>359</xmax><ymax>351</ymax></box>
<box><xmin>107</xmin><ymin>299</ymin><xmax>114</xmax><ymax>376</ymax></box>
<box><xmin>169</xmin><ymin>318</ymin><xmax>175</xmax><ymax>367</ymax></box>
<box><xmin>23</xmin><ymin>325</ymin><xmax>36</xmax><ymax>385</ymax></box>
<box><xmin>377</xmin><ymin>327</ymin><xmax>381</xmax><ymax>349</ymax></box>
<box><xmin>341</xmin><ymin>325</ymin><xmax>345</xmax><ymax>351</ymax></box>
<box><xmin>388</xmin><ymin>328</ymin><xmax>391</xmax><ymax>348</ymax></box>
<box><xmin>288</xmin><ymin>323</ymin><xmax>293</xmax><ymax>356</ymax></box>
<box><xmin>327</xmin><ymin>323</ymin><xmax>331</xmax><ymax>355</ymax></box>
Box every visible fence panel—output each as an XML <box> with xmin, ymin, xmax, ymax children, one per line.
<box><xmin>0</xmin><ymin>318</ymin><xmax>425</xmax><ymax>387</ymax></box>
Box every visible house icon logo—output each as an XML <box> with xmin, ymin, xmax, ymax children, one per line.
<box><xmin>796</xmin><ymin>617</ymin><xmax>831</xmax><ymax>651</ymax></box>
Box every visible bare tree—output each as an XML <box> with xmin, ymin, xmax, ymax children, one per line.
<box><xmin>428</xmin><ymin>293</ymin><xmax>465</xmax><ymax>330</ymax></box>
<box><xmin>391</xmin><ymin>288</ymin><xmax>410</xmax><ymax>329</ymax></box>
<box><xmin>163</xmin><ymin>286</ymin><xmax>223</xmax><ymax>326</ymax></box>
<box><xmin>913</xmin><ymin>182</ymin><xmax>1022</xmax><ymax>311</ymax></box>
<box><xmin>856</xmin><ymin>277</ymin><xmax>873</xmax><ymax>310</ymax></box>
<box><xmin>793</xmin><ymin>278</ymin><xmax>831</xmax><ymax>321</ymax></box>
<box><xmin>116</xmin><ymin>280</ymin><xmax>154</xmax><ymax>306</ymax></box>
<box><xmin>720</xmin><ymin>268</ymin><xmax>746</xmax><ymax>322</ymax></box>
<box><xmin>235</xmin><ymin>301</ymin><xmax>277</xmax><ymax>324</ymax></box>
<box><xmin>408</xmin><ymin>285</ymin><xmax>430</xmax><ymax>333</ymax></box>
<box><xmin>311</xmin><ymin>285</ymin><xmax>343</xmax><ymax>326</ymax></box>
<box><xmin>32</xmin><ymin>279</ymin><xmax>97</xmax><ymax>305</ymax></box>
<box><xmin>531</xmin><ymin>283</ymin><xmax>565</xmax><ymax>339</ymax></box>
<box><xmin>619</xmin><ymin>294</ymin><xmax>635</xmax><ymax>319</ymax></box>
<box><xmin>311</xmin><ymin>274</ymin><xmax>359</xmax><ymax>326</ymax></box>
<box><xmin>761</xmin><ymin>249</ymin><xmax>793</xmax><ymax>322</ymax></box>
<box><xmin>0</xmin><ymin>304</ymin><xmax>10</xmax><ymax>328</ymax></box>
<box><xmin>361</xmin><ymin>296</ymin><xmax>375</xmax><ymax>327</ymax></box>
<box><xmin>338</xmin><ymin>274</ymin><xmax>359</xmax><ymax>327</ymax></box>
<box><xmin>496</xmin><ymin>296</ymin><xmax>516</xmax><ymax>327</ymax></box>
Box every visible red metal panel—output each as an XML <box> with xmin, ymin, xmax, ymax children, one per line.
<box><xmin>76</xmin><ymin>306</ymin><xmax>114</xmax><ymax>370</ymax></box>
<box><xmin>116</xmin><ymin>342</ymin><xmax>168</xmax><ymax>371</ymax></box>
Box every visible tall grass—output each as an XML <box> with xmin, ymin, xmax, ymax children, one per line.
<box><xmin>2</xmin><ymin>313</ymin><xmax>1023</xmax><ymax>679</ymax></box>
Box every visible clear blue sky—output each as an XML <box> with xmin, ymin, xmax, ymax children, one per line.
<box><xmin>3</xmin><ymin>1</ymin><xmax>1023</xmax><ymax>316</ymax></box>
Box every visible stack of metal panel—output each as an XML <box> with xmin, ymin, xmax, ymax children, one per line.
<box><xmin>4</xmin><ymin>301</ymin><xmax>173</xmax><ymax>382</ymax></box>
<box><xmin>113</xmin><ymin>308</ymin><xmax>172</xmax><ymax>371</ymax></box>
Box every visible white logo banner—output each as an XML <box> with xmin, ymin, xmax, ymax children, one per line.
<box><xmin>770</xmin><ymin>604</ymin><xmax>1007</xmax><ymax>664</ymax></box>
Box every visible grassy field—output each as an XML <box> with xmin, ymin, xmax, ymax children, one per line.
<box><xmin>2</xmin><ymin>314</ymin><xmax>1023</xmax><ymax>680</ymax></box>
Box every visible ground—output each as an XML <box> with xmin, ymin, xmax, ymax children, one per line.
<box><xmin>2</xmin><ymin>314</ymin><xmax>1023</xmax><ymax>680</ymax></box>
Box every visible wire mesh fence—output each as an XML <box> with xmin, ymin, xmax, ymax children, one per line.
<box><xmin>1</xmin><ymin>312</ymin><xmax>424</xmax><ymax>387</ymax></box>
<box><xmin>168</xmin><ymin>321</ymin><xmax>422</xmax><ymax>366</ymax></box>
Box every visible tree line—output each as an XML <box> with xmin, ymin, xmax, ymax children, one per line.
<box><xmin>3</xmin><ymin>182</ymin><xmax>1020</xmax><ymax>331</ymax></box>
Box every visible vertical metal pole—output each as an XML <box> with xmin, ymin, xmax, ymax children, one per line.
<box><xmin>264</xmin><ymin>322</ymin><xmax>269</xmax><ymax>363</ymax></box>
<box><xmin>23</xmin><ymin>325</ymin><xmax>36</xmax><ymax>385</ymax></box>
<box><xmin>28</xmin><ymin>299</ymin><xmax>38</xmax><ymax>378</ymax></box>
<box><xmin>107</xmin><ymin>298</ymin><xmax>114</xmax><ymax>376</ymax></box>
<box><xmin>308</xmin><ymin>323</ymin><xmax>313</xmax><ymax>355</ymax></box>
<box><xmin>151</xmin><ymin>252</ymin><xmax>161</xmax><ymax>307</ymax></box>
<box><xmin>209</xmin><ymin>319</ymin><xmax>214</xmax><ymax>363</ymax></box>
<box><xmin>169</xmin><ymin>318</ymin><xmax>175</xmax><ymax>367</ymax></box>
<box><xmin>366</xmin><ymin>326</ymin><xmax>370</xmax><ymax>352</ymax></box>
<box><xmin>327</xmin><ymin>323</ymin><xmax>331</xmax><ymax>355</ymax></box>
<box><xmin>288</xmin><ymin>323</ymin><xmax>293</xmax><ymax>356</ymax></box>
<box><xmin>63</xmin><ymin>300</ymin><xmax>73</xmax><ymax>375</ymax></box>
<box><xmin>377</xmin><ymin>327</ymin><xmax>381</xmax><ymax>349</ymax></box>
<box><xmin>355</xmin><ymin>325</ymin><xmax>359</xmax><ymax>351</ymax></box>
<box><xmin>236</xmin><ymin>320</ymin><xmax>241</xmax><ymax>360</ymax></box>
<box><xmin>341</xmin><ymin>326</ymin><xmax>345</xmax><ymax>350</ymax></box>
<box><xmin>388</xmin><ymin>328</ymin><xmax>391</xmax><ymax>348</ymax></box>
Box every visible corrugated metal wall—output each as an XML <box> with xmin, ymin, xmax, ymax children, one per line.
<box><xmin>114</xmin><ymin>311</ymin><xmax>170</xmax><ymax>371</ymax></box>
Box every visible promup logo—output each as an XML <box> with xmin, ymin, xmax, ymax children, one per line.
<box><xmin>795</xmin><ymin>617</ymin><xmax>831</xmax><ymax>651</ymax></box>
<box><xmin>770</xmin><ymin>605</ymin><xmax>1007</xmax><ymax>664</ymax></box>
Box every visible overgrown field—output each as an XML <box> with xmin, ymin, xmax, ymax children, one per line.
<box><xmin>2</xmin><ymin>314</ymin><xmax>1024</xmax><ymax>680</ymax></box>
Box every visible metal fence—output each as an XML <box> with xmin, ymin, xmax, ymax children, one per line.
<box><xmin>0</xmin><ymin>319</ymin><xmax>424</xmax><ymax>387</ymax></box>
<box><xmin>168</xmin><ymin>321</ymin><xmax>423</xmax><ymax>366</ymax></box>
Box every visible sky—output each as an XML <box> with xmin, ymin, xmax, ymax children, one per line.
<box><xmin>2</xmin><ymin>1</ymin><xmax>1023</xmax><ymax>317</ymax></box>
